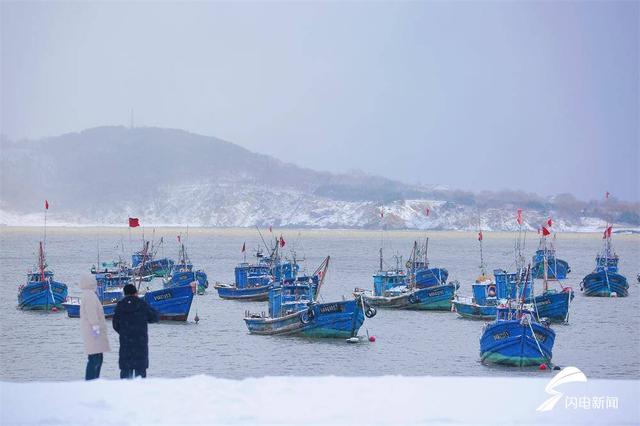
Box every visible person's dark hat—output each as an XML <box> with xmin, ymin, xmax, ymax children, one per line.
<box><xmin>123</xmin><ymin>284</ymin><xmax>138</xmax><ymax>296</ymax></box>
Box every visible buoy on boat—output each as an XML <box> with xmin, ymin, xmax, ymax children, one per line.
<box><xmin>51</xmin><ymin>307</ymin><xmax>58</xmax><ymax>312</ymax></box>
<box><xmin>539</xmin><ymin>364</ymin><xmax>547</xmax><ymax>371</ymax></box>
<box><xmin>369</xmin><ymin>335</ymin><xmax>376</xmax><ymax>342</ymax></box>
<box><xmin>346</xmin><ymin>337</ymin><xmax>359</xmax><ymax>344</ymax></box>
<box><xmin>553</xmin><ymin>366</ymin><xmax>561</xmax><ymax>371</ymax></box>
<box><xmin>610</xmin><ymin>292</ymin><xmax>618</xmax><ymax>298</ymax></box>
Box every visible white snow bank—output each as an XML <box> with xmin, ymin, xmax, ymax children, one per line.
<box><xmin>1</xmin><ymin>375</ymin><xmax>637</xmax><ymax>425</ymax></box>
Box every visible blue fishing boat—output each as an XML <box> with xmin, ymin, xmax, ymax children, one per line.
<box><xmin>132</xmin><ymin>238</ymin><xmax>174</xmax><ymax>278</ymax></box>
<box><xmin>358</xmin><ymin>242</ymin><xmax>456</xmax><ymax>311</ymax></box>
<box><xmin>18</xmin><ymin>242</ymin><xmax>68</xmax><ymax>311</ymax></box>
<box><xmin>480</xmin><ymin>266</ymin><xmax>556</xmax><ymax>367</ymax></box>
<box><xmin>531</xmin><ymin>228</ymin><xmax>570</xmax><ymax>279</ymax></box>
<box><xmin>143</xmin><ymin>285</ymin><xmax>195</xmax><ymax>321</ymax></box>
<box><xmin>480</xmin><ymin>303</ymin><xmax>556</xmax><ymax>367</ymax></box>
<box><xmin>245</xmin><ymin>257</ymin><xmax>372</xmax><ymax>338</ymax></box>
<box><xmin>215</xmin><ymin>245</ymin><xmax>299</xmax><ymax>301</ymax></box>
<box><xmin>581</xmin><ymin>226</ymin><xmax>629</xmax><ymax>297</ymax></box>
<box><xmin>164</xmin><ymin>241</ymin><xmax>208</xmax><ymax>294</ymax></box>
<box><xmin>453</xmin><ymin>275</ymin><xmax>499</xmax><ymax>320</ymax></box>
<box><xmin>63</xmin><ymin>282</ymin><xmax>123</xmax><ymax>318</ymax></box>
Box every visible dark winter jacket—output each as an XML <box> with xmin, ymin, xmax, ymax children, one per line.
<box><xmin>112</xmin><ymin>295</ymin><xmax>159</xmax><ymax>370</ymax></box>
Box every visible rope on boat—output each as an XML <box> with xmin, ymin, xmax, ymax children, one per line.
<box><xmin>563</xmin><ymin>288</ymin><xmax>572</xmax><ymax>324</ymax></box>
<box><xmin>603</xmin><ymin>267</ymin><xmax>612</xmax><ymax>295</ymax></box>
<box><xmin>524</xmin><ymin>314</ymin><xmax>551</xmax><ymax>367</ymax></box>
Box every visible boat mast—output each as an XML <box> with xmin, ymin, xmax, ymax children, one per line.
<box><xmin>424</xmin><ymin>237</ymin><xmax>429</xmax><ymax>267</ymax></box>
<box><xmin>38</xmin><ymin>241</ymin><xmax>46</xmax><ymax>282</ymax></box>
<box><xmin>379</xmin><ymin>248</ymin><xmax>383</xmax><ymax>273</ymax></box>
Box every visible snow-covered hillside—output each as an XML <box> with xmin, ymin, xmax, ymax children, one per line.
<box><xmin>1</xmin><ymin>126</ymin><xmax>638</xmax><ymax>230</ymax></box>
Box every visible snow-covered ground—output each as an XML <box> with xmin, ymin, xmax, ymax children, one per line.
<box><xmin>1</xmin><ymin>375</ymin><xmax>637</xmax><ymax>425</ymax></box>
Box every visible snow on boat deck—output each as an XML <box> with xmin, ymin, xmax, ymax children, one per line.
<box><xmin>1</xmin><ymin>375</ymin><xmax>637</xmax><ymax>425</ymax></box>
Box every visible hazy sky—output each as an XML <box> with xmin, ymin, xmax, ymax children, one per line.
<box><xmin>2</xmin><ymin>1</ymin><xmax>638</xmax><ymax>201</ymax></box>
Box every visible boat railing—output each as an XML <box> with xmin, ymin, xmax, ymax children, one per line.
<box><xmin>454</xmin><ymin>295</ymin><xmax>475</xmax><ymax>304</ymax></box>
<box><xmin>65</xmin><ymin>296</ymin><xmax>81</xmax><ymax>304</ymax></box>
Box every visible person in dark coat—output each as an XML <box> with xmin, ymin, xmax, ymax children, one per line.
<box><xmin>112</xmin><ymin>284</ymin><xmax>159</xmax><ymax>379</ymax></box>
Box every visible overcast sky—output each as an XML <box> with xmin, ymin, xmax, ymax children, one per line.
<box><xmin>2</xmin><ymin>1</ymin><xmax>638</xmax><ymax>201</ymax></box>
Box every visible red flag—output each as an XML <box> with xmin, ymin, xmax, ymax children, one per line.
<box><xmin>542</xmin><ymin>226</ymin><xmax>551</xmax><ymax>236</ymax></box>
<box><xmin>547</xmin><ymin>218</ymin><xmax>553</xmax><ymax>227</ymax></box>
<box><xmin>45</xmin><ymin>200</ymin><xmax>49</xmax><ymax>210</ymax></box>
<box><xmin>425</xmin><ymin>207</ymin><xmax>430</xmax><ymax>216</ymax></box>
<box><xmin>516</xmin><ymin>209</ymin><xmax>522</xmax><ymax>225</ymax></box>
<box><xmin>478</xmin><ymin>231</ymin><xmax>483</xmax><ymax>241</ymax></box>
<box><xmin>279</xmin><ymin>235</ymin><xmax>286</xmax><ymax>247</ymax></box>
<box><xmin>380</xmin><ymin>209</ymin><xmax>384</xmax><ymax>219</ymax></box>
<box><xmin>269</xmin><ymin>226</ymin><xmax>272</xmax><ymax>233</ymax></box>
<box><xmin>177</xmin><ymin>235</ymin><xmax>181</xmax><ymax>243</ymax></box>
<box><xmin>241</xmin><ymin>242</ymin><xmax>246</xmax><ymax>252</ymax></box>
<box><xmin>128</xmin><ymin>217</ymin><xmax>140</xmax><ymax>228</ymax></box>
<box><xmin>605</xmin><ymin>191</ymin><xmax>610</xmax><ymax>200</ymax></box>
<box><xmin>603</xmin><ymin>226</ymin><xmax>612</xmax><ymax>239</ymax></box>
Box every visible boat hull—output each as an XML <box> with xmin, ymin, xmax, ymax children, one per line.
<box><xmin>18</xmin><ymin>281</ymin><xmax>68</xmax><ymax>310</ymax></box>
<box><xmin>165</xmin><ymin>271</ymin><xmax>209</xmax><ymax>294</ymax></box>
<box><xmin>62</xmin><ymin>302</ymin><xmax>117</xmax><ymax>319</ymax></box>
<box><xmin>532</xmin><ymin>258</ymin><xmax>570</xmax><ymax>280</ymax></box>
<box><xmin>480</xmin><ymin>319</ymin><xmax>555</xmax><ymax>367</ymax></box>
<box><xmin>452</xmin><ymin>301</ymin><xmax>496</xmax><ymax>320</ymax></box>
<box><xmin>215</xmin><ymin>284</ymin><xmax>270</xmax><ymax>301</ymax></box>
<box><xmin>244</xmin><ymin>299</ymin><xmax>364</xmax><ymax>338</ymax></box>
<box><xmin>364</xmin><ymin>284</ymin><xmax>455</xmax><ymax>311</ymax></box>
<box><xmin>581</xmin><ymin>271</ymin><xmax>629</xmax><ymax>297</ymax></box>
<box><xmin>144</xmin><ymin>285</ymin><xmax>195</xmax><ymax>321</ymax></box>
<box><xmin>533</xmin><ymin>290</ymin><xmax>574</xmax><ymax>322</ymax></box>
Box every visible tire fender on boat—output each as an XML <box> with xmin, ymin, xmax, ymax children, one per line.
<box><xmin>300</xmin><ymin>311</ymin><xmax>312</xmax><ymax>324</ymax></box>
<box><xmin>365</xmin><ymin>305</ymin><xmax>377</xmax><ymax>318</ymax></box>
<box><xmin>408</xmin><ymin>294</ymin><xmax>419</xmax><ymax>304</ymax></box>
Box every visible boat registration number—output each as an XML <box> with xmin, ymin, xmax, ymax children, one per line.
<box><xmin>427</xmin><ymin>289</ymin><xmax>445</xmax><ymax>297</ymax></box>
<box><xmin>319</xmin><ymin>303</ymin><xmax>343</xmax><ymax>314</ymax></box>
<box><xmin>493</xmin><ymin>331</ymin><xmax>509</xmax><ymax>341</ymax></box>
<box><xmin>153</xmin><ymin>292</ymin><xmax>173</xmax><ymax>302</ymax></box>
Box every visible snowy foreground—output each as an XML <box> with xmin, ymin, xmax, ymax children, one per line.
<box><xmin>1</xmin><ymin>375</ymin><xmax>638</xmax><ymax>425</ymax></box>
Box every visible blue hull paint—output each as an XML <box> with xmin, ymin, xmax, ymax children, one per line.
<box><xmin>244</xmin><ymin>299</ymin><xmax>364</xmax><ymax>338</ymax></box>
<box><xmin>165</xmin><ymin>270</ymin><xmax>208</xmax><ymax>294</ymax></box>
<box><xmin>63</xmin><ymin>302</ymin><xmax>117</xmax><ymax>319</ymax></box>
<box><xmin>365</xmin><ymin>284</ymin><xmax>455</xmax><ymax>310</ymax></box>
<box><xmin>215</xmin><ymin>284</ymin><xmax>271</xmax><ymax>301</ymax></box>
<box><xmin>533</xmin><ymin>290</ymin><xmax>574</xmax><ymax>322</ymax></box>
<box><xmin>480</xmin><ymin>319</ymin><xmax>555</xmax><ymax>367</ymax></box>
<box><xmin>453</xmin><ymin>290</ymin><xmax>573</xmax><ymax>323</ymax></box>
<box><xmin>532</xmin><ymin>255</ymin><xmax>570</xmax><ymax>280</ymax></box>
<box><xmin>582</xmin><ymin>270</ymin><xmax>629</xmax><ymax>297</ymax></box>
<box><xmin>18</xmin><ymin>281</ymin><xmax>68</xmax><ymax>310</ymax></box>
<box><xmin>144</xmin><ymin>285</ymin><xmax>194</xmax><ymax>321</ymax></box>
<box><xmin>415</xmin><ymin>268</ymin><xmax>449</xmax><ymax>288</ymax></box>
<box><xmin>452</xmin><ymin>301</ymin><xmax>496</xmax><ymax>320</ymax></box>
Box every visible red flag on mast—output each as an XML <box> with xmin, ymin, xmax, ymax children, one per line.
<box><xmin>547</xmin><ymin>218</ymin><xmax>553</xmax><ymax>227</ymax></box>
<box><xmin>380</xmin><ymin>209</ymin><xmax>384</xmax><ymax>219</ymax></box>
<box><xmin>45</xmin><ymin>200</ymin><xmax>49</xmax><ymax>210</ymax></box>
<box><xmin>279</xmin><ymin>235</ymin><xmax>286</xmax><ymax>248</ymax></box>
<box><xmin>425</xmin><ymin>207</ymin><xmax>430</xmax><ymax>216</ymax></box>
<box><xmin>605</xmin><ymin>191</ymin><xmax>610</xmax><ymax>200</ymax></box>
<box><xmin>542</xmin><ymin>226</ymin><xmax>551</xmax><ymax>236</ymax></box>
<box><xmin>128</xmin><ymin>217</ymin><xmax>140</xmax><ymax>228</ymax></box>
<box><xmin>603</xmin><ymin>226</ymin><xmax>612</xmax><ymax>239</ymax></box>
<box><xmin>478</xmin><ymin>231</ymin><xmax>483</xmax><ymax>241</ymax></box>
<box><xmin>516</xmin><ymin>209</ymin><xmax>522</xmax><ymax>225</ymax></box>
<box><xmin>269</xmin><ymin>226</ymin><xmax>272</xmax><ymax>233</ymax></box>
<box><xmin>177</xmin><ymin>235</ymin><xmax>181</xmax><ymax>243</ymax></box>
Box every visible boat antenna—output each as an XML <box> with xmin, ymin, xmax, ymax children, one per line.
<box><xmin>255</xmin><ymin>225</ymin><xmax>270</xmax><ymax>253</ymax></box>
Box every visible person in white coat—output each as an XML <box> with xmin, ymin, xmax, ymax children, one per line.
<box><xmin>79</xmin><ymin>274</ymin><xmax>111</xmax><ymax>380</ymax></box>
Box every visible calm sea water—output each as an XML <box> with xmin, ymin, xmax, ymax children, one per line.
<box><xmin>1</xmin><ymin>227</ymin><xmax>638</xmax><ymax>382</ymax></box>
